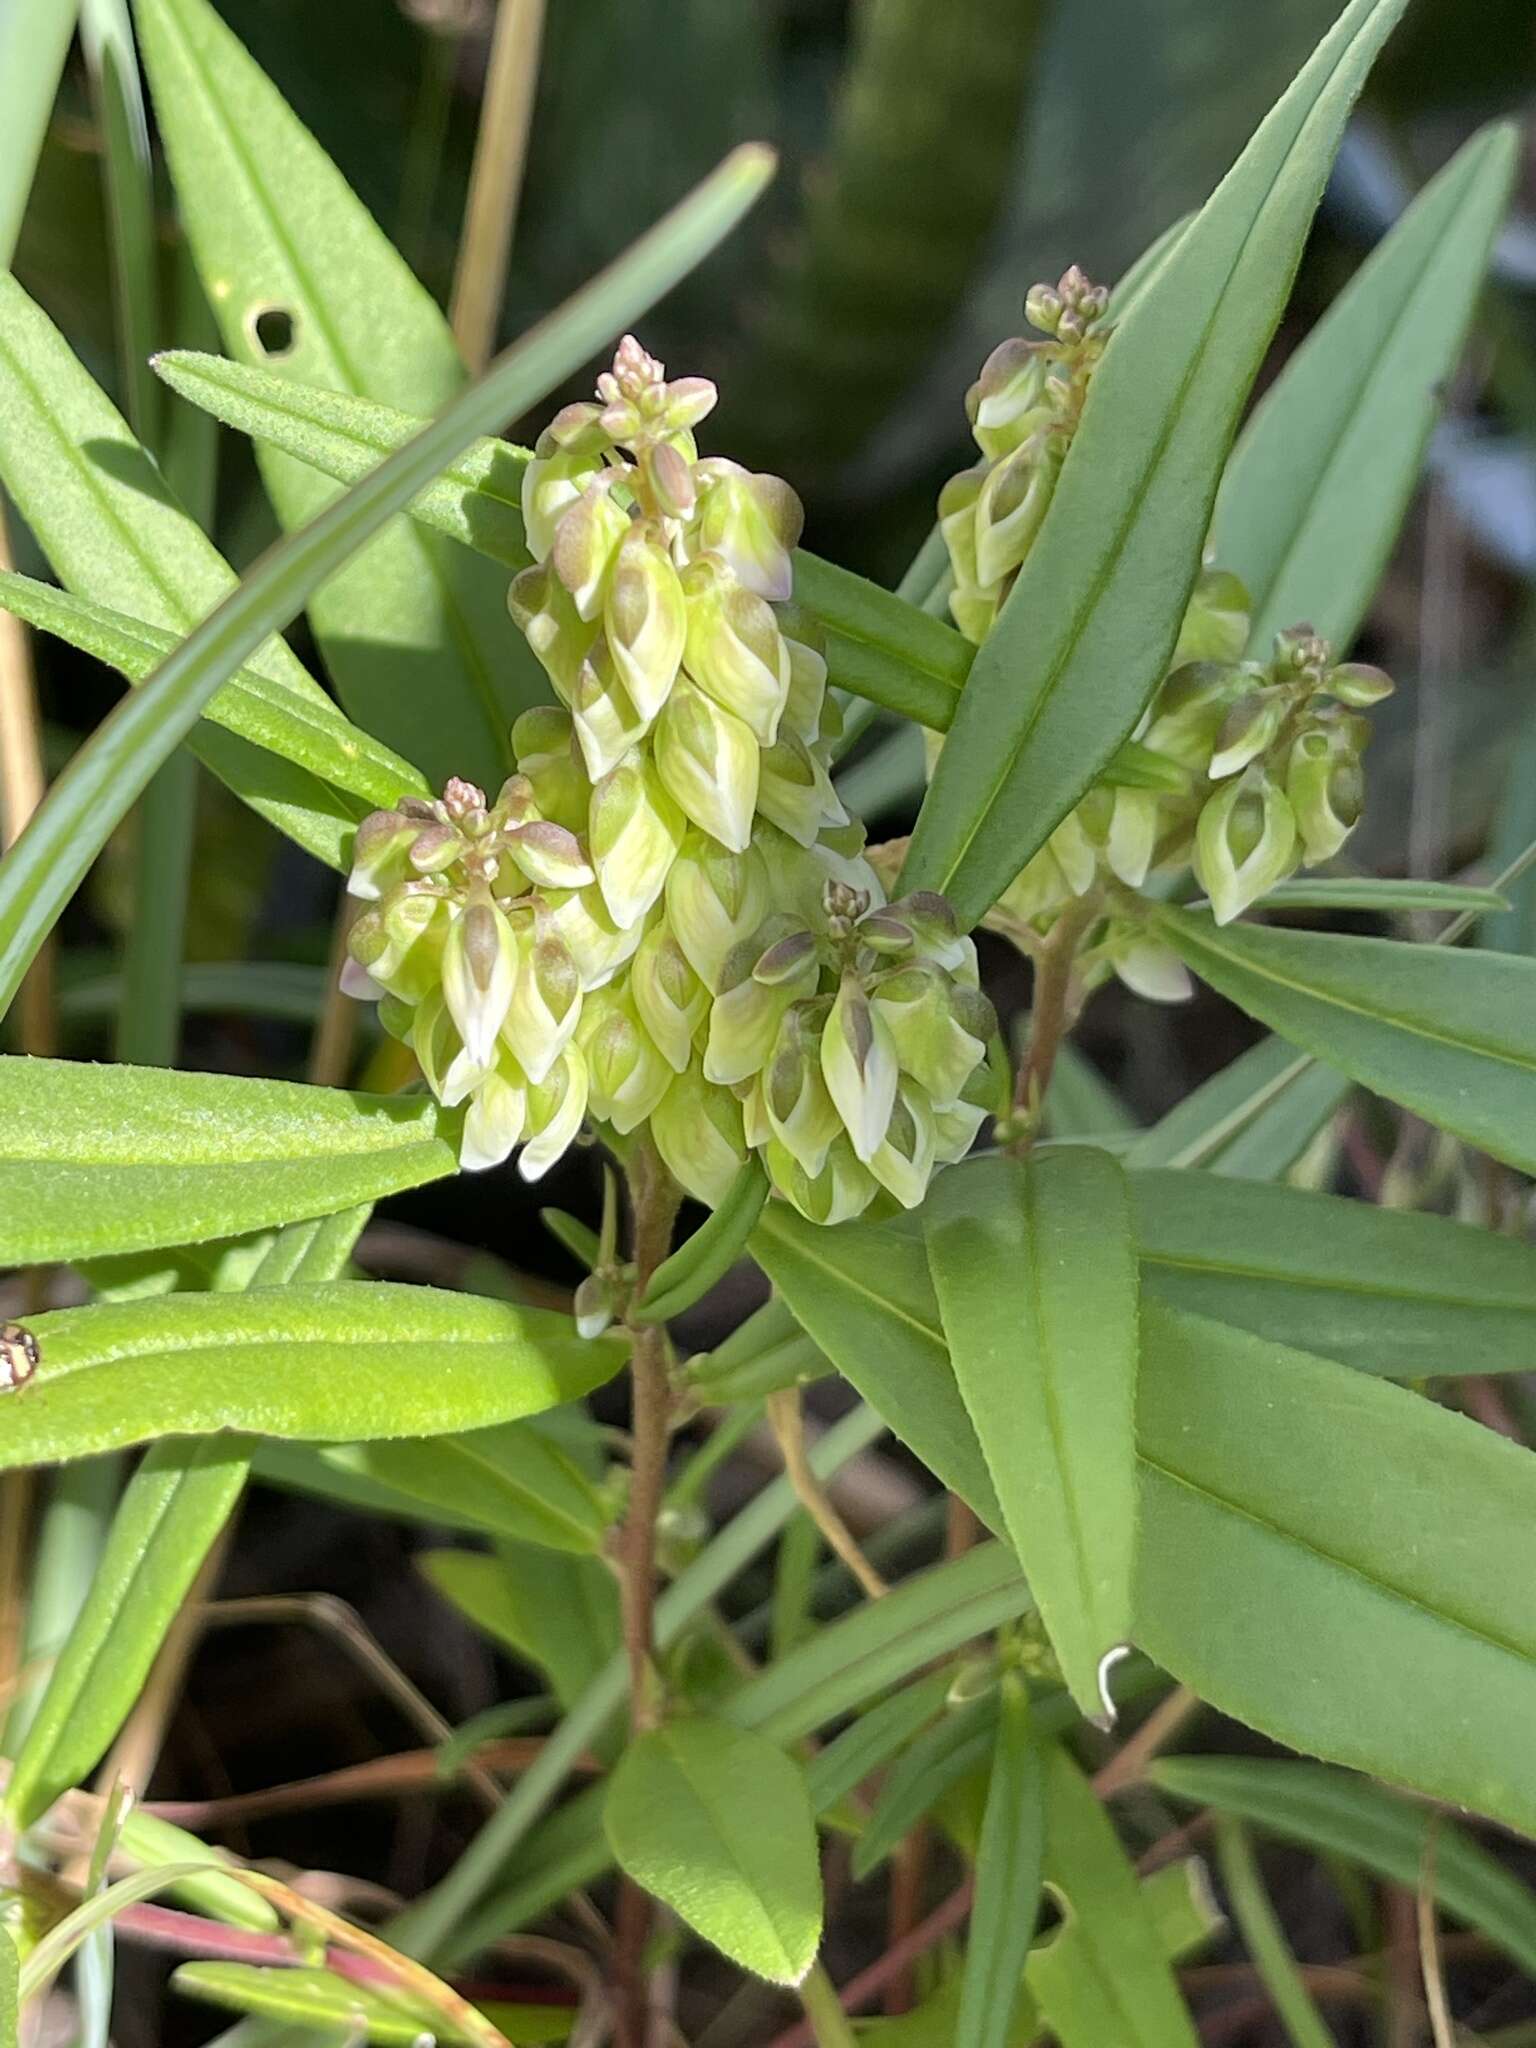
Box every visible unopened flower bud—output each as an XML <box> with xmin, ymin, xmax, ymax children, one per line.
<box><xmin>756</xmin><ymin>730</ymin><xmax>845</xmax><ymax>848</ymax></box>
<box><xmin>502</xmin><ymin>917</ymin><xmax>583</xmax><ymax>1082</ymax></box>
<box><xmin>442</xmin><ymin>896</ymin><xmax>520</xmax><ymax>1069</ymax></box>
<box><xmin>967</xmin><ymin>336</ymin><xmax>1051</xmax><ymax>461</ymax></box>
<box><xmin>1209</xmin><ymin>686</ymin><xmax>1291</xmax><ymax>780</ymax></box>
<box><xmin>779</xmin><ymin>621</ymin><xmax>829</xmax><ymax>745</ymax></box>
<box><xmin>1143</xmin><ymin>661</ymin><xmax>1255</xmax><ymax>774</ymax></box>
<box><xmin>588</xmin><ymin>751</ymin><xmax>685</xmax><ymax>930</ymax></box>
<box><xmin>347</xmin><ymin>806</ymin><xmax>424</xmax><ymax>901</ymax></box>
<box><xmin>573</xmin><ymin>1268</ymin><xmax>619</xmax><ymax>1340</ymax></box>
<box><xmin>664</xmin><ymin>833</ymin><xmax>771</xmax><ymax>989</ymax></box>
<box><xmin>1272</xmin><ymin>624</ymin><xmax>1331</xmax><ymax>680</ymax></box>
<box><xmin>511</xmin><ymin>707</ymin><xmax>590</xmax><ymax>834</ymax></box>
<box><xmin>822</xmin><ymin>971</ymin><xmax>899</xmax><ymax>1164</ymax></box>
<box><xmin>650</xmin><ymin>1061</ymin><xmax>748</xmax><ymax>1207</ymax></box>
<box><xmin>508</xmin><ymin>562</ymin><xmax>599</xmax><ymax>705</ymax></box>
<box><xmin>352</xmin><ymin>884</ymin><xmax>451</xmax><ymax>1002</ymax></box>
<box><xmin>571</xmin><ymin>643</ymin><xmax>650</xmax><ymax>782</ymax></box>
<box><xmin>705</xmin><ymin>924</ymin><xmax>818</xmax><ymax>1087</ymax></box>
<box><xmin>1104</xmin><ymin>786</ymin><xmax>1163</xmax><ymax>889</ymax></box>
<box><xmin>604</xmin><ymin>521</ymin><xmax>687</xmax><ymax>720</ymax></box>
<box><xmin>1174</xmin><ymin>567</ymin><xmax>1251</xmax><ymax>667</ymax></box>
<box><xmin>871</xmin><ymin>964</ymin><xmax>991</xmax><ymax>1108</ymax></box>
<box><xmin>1194</xmin><ymin>767</ymin><xmax>1298</xmax><ymax>925</ymax></box>
<box><xmin>1024</xmin><ymin>282</ymin><xmax>1064</xmax><ymax>334</ymax></box>
<box><xmin>504</xmin><ymin>820</ymin><xmax>595</xmax><ymax>891</ymax></box>
<box><xmin>552</xmin><ymin>476</ymin><xmax>631</xmax><ymax>621</ymax></box>
<box><xmin>1324</xmin><ymin>661</ymin><xmax>1394</xmax><ymax>709</ymax></box>
<box><xmin>1285</xmin><ymin>721</ymin><xmax>1365</xmax><ymax>866</ymax></box>
<box><xmin>686</xmin><ymin>459</ymin><xmax>802</xmax><ymax>603</ymax></box>
<box><xmin>973</xmin><ymin>438</ymin><xmax>1059</xmax><ymax>590</ymax></box>
<box><xmin>542</xmin><ymin>883</ymin><xmax>645</xmax><ymax>991</ymax></box>
<box><xmin>938</xmin><ymin>463</ymin><xmax>988</xmax><ymax>597</ymax></box>
<box><xmin>409</xmin><ymin>988</ymin><xmax>466</xmax><ymax>1103</ymax></box>
<box><xmin>880</xmin><ymin>890</ymin><xmax>970</xmax><ymax>972</ymax></box>
<box><xmin>522</xmin><ymin>436</ymin><xmax>603</xmax><ymax>562</ymax></box>
<box><xmin>654</xmin><ymin>677</ymin><xmax>759</xmax><ymax>852</ymax></box>
<box><xmin>520</xmin><ymin>1046</ymin><xmax>589</xmax><ymax>1181</ymax></box>
<box><xmin>1106</xmin><ymin>931</ymin><xmax>1193</xmax><ymax>1004</ymax></box>
<box><xmin>631</xmin><ymin>924</ymin><xmax>708</xmax><ymax>1073</ymax></box>
<box><xmin>763</xmin><ymin>1003</ymin><xmax>842</xmax><ymax>1177</ymax></box>
<box><xmin>765</xmin><ymin>1132</ymin><xmax>878</xmax><ymax>1227</ymax></box>
<box><xmin>461</xmin><ymin>1058</ymin><xmax>528</xmax><ymax>1173</ymax></box>
<box><xmin>681</xmin><ymin>554</ymin><xmax>792</xmax><ymax>744</ymax></box>
<box><xmin>868</xmin><ymin>1078</ymin><xmax>937</xmax><ymax>1210</ymax></box>
<box><xmin>580</xmin><ymin>987</ymin><xmax>673</xmax><ymax>1135</ymax></box>
<box><xmin>640</xmin><ymin>440</ymin><xmax>696</xmax><ymax>521</ymax></box>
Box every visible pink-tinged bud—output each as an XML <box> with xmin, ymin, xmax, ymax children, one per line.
<box><xmin>502</xmin><ymin>917</ymin><xmax>583</xmax><ymax>1084</ymax></box>
<box><xmin>632</xmin><ymin>924</ymin><xmax>708</xmax><ymax>1073</ymax></box>
<box><xmin>580</xmin><ymin>987</ymin><xmax>673</xmax><ymax>1135</ymax></box>
<box><xmin>338</xmin><ymin>952</ymin><xmax>385</xmax><ymax>1002</ymax></box>
<box><xmin>654</xmin><ymin>678</ymin><xmax>759</xmax><ymax>853</ymax></box>
<box><xmin>763</xmin><ymin>1003</ymin><xmax>842</xmax><ymax>1178</ymax></box>
<box><xmin>544</xmin><ymin>400</ymin><xmax>607</xmax><ymax>454</ymax></box>
<box><xmin>505</xmin><ymin>819</ymin><xmax>596</xmax><ymax>891</ymax></box>
<box><xmin>765</xmin><ymin>1132</ymin><xmax>878</xmax><ymax>1227</ymax></box>
<box><xmin>650</xmin><ymin>1061</ymin><xmax>747</xmax><ymax>1207</ymax></box>
<box><xmin>521</xmin><ymin>437</ymin><xmax>603</xmax><ymax>563</ymax></box>
<box><xmin>461</xmin><ymin>1058</ymin><xmax>528</xmax><ymax>1173</ymax></box>
<box><xmin>821</xmin><ymin>971</ymin><xmax>899</xmax><ymax>1164</ymax></box>
<box><xmin>757</xmin><ymin>731</ymin><xmax>845</xmax><ymax>848</ymax></box>
<box><xmin>1194</xmin><ymin>767</ymin><xmax>1298</xmax><ymax>925</ymax></box>
<box><xmin>967</xmin><ymin>336</ymin><xmax>1052</xmax><ymax>461</ymax></box>
<box><xmin>508</xmin><ymin>562</ymin><xmax>598</xmax><ymax>706</ymax></box>
<box><xmin>1209</xmin><ymin>686</ymin><xmax>1290</xmax><ymax>780</ymax></box>
<box><xmin>605</xmin><ymin>521</ymin><xmax>687</xmax><ymax>720</ymax></box>
<box><xmin>753</xmin><ymin>926</ymin><xmax>819</xmax><ymax>986</ymax></box>
<box><xmin>519</xmin><ymin>1046</ymin><xmax>589</xmax><ymax>1182</ymax></box>
<box><xmin>588</xmin><ymin>751</ymin><xmax>686</xmax><ymax>930</ymax></box>
<box><xmin>868</xmin><ymin>1078</ymin><xmax>938</xmax><ymax>1210</ymax></box>
<box><xmin>542</xmin><ymin>884</ymin><xmax>645</xmax><ymax>992</ymax></box>
<box><xmin>973</xmin><ymin>438</ymin><xmax>1059</xmax><ymax>589</ymax></box>
<box><xmin>403</xmin><ymin>820</ymin><xmax>465</xmax><ymax>876</ymax></box>
<box><xmin>663</xmin><ymin>832</ymin><xmax>771</xmax><ymax>990</ymax></box>
<box><xmin>354</xmin><ymin>884</ymin><xmax>451</xmax><ymax>1002</ymax></box>
<box><xmin>642</xmin><ymin>440</ymin><xmax>697</xmax><ymax>522</ymax></box>
<box><xmin>681</xmin><ymin>554</ymin><xmax>792</xmax><ymax>744</ymax></box>
<box><xmin>551</xmin><ymin>475</ymin><xmax>631</xmax><ymax>621</ymax></box>
<box><xmin>875</xmin><ymin>891</ymin><xmax>968</xmax><ymax>971</ymax></box>
<box><xmin>687</xmin><ymin>459</ymin><xmax>802</xmax><ymax>602</ymax></box>
<box><xmin>660</xmin><ymin>374</ymin><xmax>718</xmax><ymax>433</ymax></box>
<box><xmin>347</xmin><ymin>807</ymin><xmax>420</xmax><ymax>901</ymax></box>
<box><xmin>571</xmin><ymin>644</ymin><xmax>649</xmax><ymax>783</ymax></box>
<box><xmin>442</xmin><ymin>896</ymin><xmax>520</xmax><ymax>1069</ymax></box>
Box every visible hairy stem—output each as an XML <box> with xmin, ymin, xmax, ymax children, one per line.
<box><xmin>614</xmin><ymin>1139</ymin><xmax>683</xmax><ymax>2048</ymax></box>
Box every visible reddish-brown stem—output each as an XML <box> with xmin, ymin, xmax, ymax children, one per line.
<box><xmin>1008</xmin><ymin>894</ymin><xmax>1099</xmax><ymax>1144</ymax></box>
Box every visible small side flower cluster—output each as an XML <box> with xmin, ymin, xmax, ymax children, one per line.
<box><xmin>340</xmin><ymin>338</ymin><xmax>992</xmax><ymax>1223</ymax></box>
<box><xmin>936</xmin><ymin>275</ymin><xmax>1394</xmax><ymax>991</ymax></box>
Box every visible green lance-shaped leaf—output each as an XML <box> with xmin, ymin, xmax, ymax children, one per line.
<box><xmin>1210</xmin><ymin>1819</ymin><xmax>1332</xmax><ymax>2048</ymax></box>
<box><xmin>954</xmin><ymin>1676</ymin><xmax>1046</xmax><ymax>2048</ymax></box>
<box><xmin>1153</xmin><ymin>907</ymin><xmax>1536</xmax><ymax>1176</ymax></box>
<box><xmin>170</xmin><ymin>1963</ymin><xmax>561</xmax><ymax>2047</ymax></box>
<box><xmin>603</xmin><ymin>1715</ymin><xmax>823</xmax><ymax>1985</ymax></box>
<box><xmin>0</xmin><ymin>571</ymin><xmax>427</xmax><ymax>814</ymax></box>
<box><xmin>852</xmin><ymin>1692</ymin><xmax>998</xmax><ymax>1881</ymax></box>
<box><xmin>420</xmin><ymin>1546</ymin><xmax>618</xmax><ymax>1711</ymax></box>
<box><xmin>133</xmin><ymin>0</ymin><xmax>544</xmax><ymax>786</ymax></box>
<box><xmin>3</xmin><ymin>1438</ymin><xmax>249</xmax><ymax>1830</ymax></box>
<box><xmin>0</xmin><ymin>1057</ymin><xmax>463</xmax><ymax>1265</ymax></box>
<box><xmin>0</xmin><ymin>143</ymin><xmax>773</xmax><ymax>1023</ymax></box>
<box><xmin>0</xmin><ymin>1284</ymin><xmax>624</xmax><ymax>1470</ymax></box>
<box><xmin>903</xmin><ymin>0</ymin><xmax>1410</xmax><ymax>928</ymax></box>
<box><xmin>1126</xmin><ymin>1032</ymin><xmax>1350</xmax><ymax>1179</ymax></box>
<box><xmin>0</xmin><ymin>272</ymin><xmax>376</xmax><ymax>869</ymax></box>
<box><xmin>925</xmin><ymin>1150</ymin><xmax>1138</xmax><ymax>1721</ymax></box>
<box><xmin>150</xmin><ymin>347</ymin><xmax>973</xmax><ymax>732</ymax></box>
<box><xmin>1216</xmin><ymin>121</ymin><xmax>1518</xmax><ymax>657</ymax></box>
<box><xmin>1231</xmin><ymin>876</ymin><xmax>1507</xmax><ymax>917</ymax></box>
<box><xmin>761</xmin><ymin>1207</ymin><xmax>1536</xmax><ymax>1835</ymax></box>
<box><xmin>1030</xmin><ymin>1745</ymin><xmax>1200</xmax><ymax>2048</ymax></box>
<box><xmin>1131</xmin><ymin>1167</ymin><xmax>1536</xmax><ymax>1377</ymax></box>
<box><xmin>1152</xmin><ymin>1755</ymin><xmax>1536</xmax><ymax>1981</ymax></box>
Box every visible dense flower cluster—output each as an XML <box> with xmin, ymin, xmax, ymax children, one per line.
<box><xmin>936</xmin><ymin>269</ymin><xmax>1392</xmax><ymax>984</ymax></box>
<box><xmin>341</xmin><ymin>338</ymin><xmax>992</xmax><ymax>1220</ymax></box>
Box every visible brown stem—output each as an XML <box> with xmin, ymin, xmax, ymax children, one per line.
<box><xmin>766</xmin><ymin>1388</ymin><xmax>887</xmax><ymax>1602</ymax></box>
<box><xmin>1008</xmin><ymin>894</ymin><xmax>1099</xmax><ymax>1146</ymax></box>
<box><xmin>613</xmin><ymin>1139</ymin><xmax>683</xmax><ymax>2048</ymax></box>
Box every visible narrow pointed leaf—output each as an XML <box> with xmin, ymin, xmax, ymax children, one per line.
<box><xmin>134</xmin><ymin>0</ymin><xmax>542</xmax><ymax>784</ymax></box>
<box><xmin>926</xmin><ymin>1150</ymin><xmax>1138</xmax><ymax>1719</ymax></box>
<box><xmin>1030</xmin><ymin>1745</ymin><xmax>1199</xmax><ymax>2048</ymax></box>
<box><xmin>852</xmin><ymin>1694</ymin><xmax>997</xmax><ymax>1881</ymax></box>
<box><xmin>1216</xmin><ymin>121</ymin><xmax>1518</xmax><ymax>655</ymax></box>
<box><xmin>0</xmin><ymin>1056</ymin><xmax>463</xmax><ymax>1264</ymax></box>
<box><xmin>635</xmin><ymin>1161</ymin><xmax>768</xmax><ymax>1323</ymax></box>
<box><xmin>1154</xmin><ymin>1756</ymin><xmax>1536</xmax><ymax>1981</ymax></box>
<box><xmin>0</xmin><ymin>1284</ymin><xmax>624</xmax><ymax>1469</ymax></box>
<box><xmin>955</xmin><ymin>1677</ymin><xmax>1046</xmax><ymax>2048</ymax></box>
<box><xmin>904</xmin><ymin>0</ymin><xmax>1409</xmax><ymax>926</ymax></box>
<box><xmin>1211</xmin><ymin>1820</ymin><xmax>1333</xmax><ymax>2048</ymax></box>
<box><xmin>170</xmin><ymin>1964</ymin><xmax>561</xmax><ymax>2046</ymax></box>
<box><xmin>1126</xmin><ymin>1033</ymin><xmax>1348</xmax><ymax>1177</ymax></box>
<box><xmin>4</xmin><ymin>1438</ymin><xmax>249</xmax><ymax>1829</ymax></box>
<box><xmin>1153</xmin><ymin>907</ymin><xmax>1536</xmax><ymax>1174</ymax></box>
<box><xmin>603</xmin><ymin>1716</ymin><xmax>822</xmax><ymax>1985</ymax></box>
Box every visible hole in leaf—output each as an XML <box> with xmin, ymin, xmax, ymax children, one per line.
<box><xmin>247</xmin><ymin>303</ymin><xmax>298</xmax><ymax>359</ymax></box>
